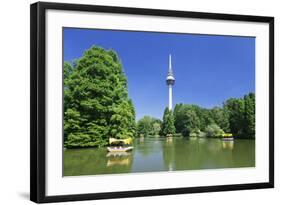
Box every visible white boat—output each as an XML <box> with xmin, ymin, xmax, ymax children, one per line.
<box><xmin>106</xmin><ymin>152</ymin><xmax>131</xmax><ymax>157</ymax></box>
<box><xmin>221</xmin><ymin>137</ymin><xmax>234</xmax><ymax>141</ymax></box>
<box><xmin>107</xmin><ymin>146</ymin><xmax>134</xmax><ymax>152</ymax></box>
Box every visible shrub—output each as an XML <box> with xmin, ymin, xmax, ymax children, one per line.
<box><xmin>205</xmin><ymin>124</ymin><xmax>225</xmax><ymax>137</ymax></box>
<box><xmin>173</xmin><ymin>133</ymin><xmax>183</xmax><ymax>138</ymax></box>
<box><xmin>199</xmin><ymin>131</ymin><xmax>207</xmax><ymax>138</ymax></box>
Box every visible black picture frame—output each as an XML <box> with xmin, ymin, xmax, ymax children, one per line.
<box><xmin>30</xmin><ymin>1</ymin><xmax>274</xmax><ymax>203</ymax></box>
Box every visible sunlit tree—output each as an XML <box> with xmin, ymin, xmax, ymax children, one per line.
<box><xmin>64</xmin><ymin>46</ymin><xmax>136</xmax><ymax>148</ymax></box>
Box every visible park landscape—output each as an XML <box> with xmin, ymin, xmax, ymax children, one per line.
<box><xmin>63</xmin><ymin>28</ymin><xmax>255</xmax><ymax>176</ymax></box>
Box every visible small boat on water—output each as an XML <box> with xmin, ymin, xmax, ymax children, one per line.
<box><xmin>221</xmin><ymin>133</ymin><xmax>234</xmax><ymax>141</ymax></box>
<box><xmin>107</xmin><ymin>137</ymin><xmax>134</xmax><ymax>152</ymax></box>
<box><xmin>109</xmin><ymin>137</ymin><xmax>132</xmax><ymax>145</ymax></box>
<box><xmin>107</xmin><ymin>146</ymin><xmax>134</xmax><ymax>152</ymax></box>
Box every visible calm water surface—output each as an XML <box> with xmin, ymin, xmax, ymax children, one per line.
<box><xmin>64</xmin><ymin>137</ymin><xmax>255</xmax><ymax>176</ymax></box>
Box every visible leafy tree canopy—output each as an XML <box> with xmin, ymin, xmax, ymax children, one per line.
<box><xmin>173</xmin><ymin>92</ymin><xmax>255</xmax><ymax>138</ymax></box>
<box><xmin>161</xmin><ymin>107</ymin><xmax>176</xmax><ymax>137</ymax></box>
<box><xmin>137</xmin><ymin>116</ymin><xmax>162</xmax><ymax>137</ymax></box>
<box><xmin>64</xmin><ymin>46</ymin><xmax>136</xmax><ymax>148</ymax></box>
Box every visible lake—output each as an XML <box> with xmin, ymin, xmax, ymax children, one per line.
<box><xmin>64</xmin><ymin>137</ymin><xmax>255</xmax><ymax>176</ymax></box>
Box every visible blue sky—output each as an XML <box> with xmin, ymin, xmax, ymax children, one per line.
<box><xmin>64</xmin><ymin>28</ymin><xmax>255</xmax><ymax>120</ymax></box>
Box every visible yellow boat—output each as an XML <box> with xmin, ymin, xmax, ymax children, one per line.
<box><xmin>107</xmin><ymin>137</ymin><xmax>134</xmax><ymax>152</ymax></box>
<box><xmin>109</xmin><ymin>137</ymin><xmax>133</xmax><ymax>145</ymax></box>
<box><xmin>222</xmin><ymin>133</ymin><xmax>234</xmax><ymax>141</ymax></box>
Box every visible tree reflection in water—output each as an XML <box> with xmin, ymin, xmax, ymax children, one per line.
<box><xmin>64</xmin><ymin>137</ymin><xmax>255</xmax><ymax>176</ymax></box>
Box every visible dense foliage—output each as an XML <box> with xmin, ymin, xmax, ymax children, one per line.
<box><xmin>64</xmin><ymin>46</ymin><xmax>136</xmax><ymax>148</ymax></box>
<box><xmin>205</xmin><ymin>124</ymin><xmax>225</xmax><ymax>137</ymax></box>
<box><xmin>224</xmin><ymin>93</ymin><xmax>255</xmax><ymax>138</ymax></box>
<box><xmin>161</xmin><ymin>107</ymin><xmax>176</xmax><ymax>137</ymax></box>
<box><xmin>243</xmin><ymin>93</ymin><xmax>255</xmax><ymax>138</ymax></box>
<box><xmin>173</xmin><ymin>104</ymin><xmax>201</xmax><ymax>137</ymax></box>
<box><xmin>136</xmin><ymin>116</ymin><xmax>162</xmax><ymax>137</ymax></box>
<box><xmin>134</xmin><ymin>93</ymin><xmax>255</xmax><ymax>139</ymax></box>
<box><xmin>173</xmin><ymin>93</ymin><xmax>255</xmax><ymax>138</ymax></box>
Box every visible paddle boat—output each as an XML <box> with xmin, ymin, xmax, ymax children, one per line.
<box><xmin>107</xmin><ymin>137</ymin><xmax>134</xmax><ymax>152</ymax></box>
<box><xmin>221</xmin><ymin>133</ymin><xmax>234</xmax><ymax>141</ymax></box>
<box><xmin>107</xmin><ymin>146</ymin><xmax>133</xmax><ymax>152</ymax></box>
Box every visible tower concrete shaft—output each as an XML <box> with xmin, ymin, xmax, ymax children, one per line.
<box><xmin>169</xmin><ymin>84</ymin><xmax>173</xmax><ymax>110</ymax></box>
<box><xmin>166</xmin><ymin>54</ymin><xmax>175</xmax><ymax>111</ymax></box>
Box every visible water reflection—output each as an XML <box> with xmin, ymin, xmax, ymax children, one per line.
<box><xmin>161</xmin><ymin>138</ymin><xmax>254</xmax><ymax>171</ymax></box>
<box><xmin>139</xmin><ymin>137</ymin><xmax>144</xmax><ymax>143</ymax></box>
<box><xmin>222</xmin><ymin>141</ymin><xmax>234</xmax><ymax>150</ymax></box>
<box><xmin>64</xmin><ymin>138</ymin><xmax>255</xmax><ymax>176</ymax></box>
<box><xmin>106</xmin><ymin>152</ymin><xmax>132</xmax><ymax>167</ymax></box>
<box><xmin>166</xmin><ymin>137</ymin><xmax>173</xmax><ymax>144</ymax></box>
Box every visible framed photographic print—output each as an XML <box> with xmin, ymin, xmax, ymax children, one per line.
<box><xmin>30</xmin><ymin>1</ymin><xmax>274</xmax><ymax>203</ymax></box>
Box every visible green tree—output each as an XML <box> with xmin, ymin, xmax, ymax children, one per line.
<box><xmin>109</xmin><ymin>100</ymin><xmax>135</xmax><ymax>139</ymax></box>
<box><xmin>243</xmin><ymin>93</ymin><xmax>255</xmax><ymax>138</ymax></box>
<box><xmin>205</xmin><ymin>123</ymin><xmax>225</xmax><ymax>137</ymax></box>
<box><xmin>173</xmin><ymin>104</ymin><xmax>200</xmax><ymax>137</ymax></box>
<box><xmin>200</xmin><ymin>109</ymin><xmax>215</xmax><ymax>130</ymax></box>
<box><xmin>152</xmin><ymin>122</ymin><xmax>161</xmax><ymax>136</ymax></box>
<box><xmin>137</xmin><ymin>116</ymin><xmax>153</xmax><ymax>137</ymax></box>
<box><xmin>173</xmin><ymin>94</ymin><xmax>255</xmax><ymax>138</ymax></box>
<box><xmin>223</xmin><ymin>94</ymin><xmax>255</xmax><ymax>138</ymax></box>
<box><xmin>181</xmin><ymin>109</ymin><xmax>200</xmax><ymax>137</ymax></box>
<box><xmin>64</xmin><ymin>46</ymin><xmax>135</xmax><ymax>148</ymax></box>
<box><xmin>210</xmin><ymin>107</ymin><xmax>230</xmax><ymax>132</ymax></box>
<box><xmin>173</xmin><ymin>103</ymin><xmax>184</xmax><ymax>133</ymax></box>
<box><xmin>127</xmin><ymin>99</ymin><xmax>137</xmax><ymax>137</ymax></box>
<box><xmin>161</xmin><ymin>107</ymin><xmax>176</xmax><ymax>137</ymax></box>
<box><xmin>137</xmin><ymin>116</ymin><xmax>162</xmax><ymax>137</ymax></box>
<box><xmin>224</xmin><ymin>98</ymin><xmax>245</xmax><ymax>137</ymax></box>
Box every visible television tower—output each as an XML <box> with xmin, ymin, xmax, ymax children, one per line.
<box><xmin>166</xmin><ymin>54</ymin><xmax>175</xmax><ymax>111</ymax></box>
